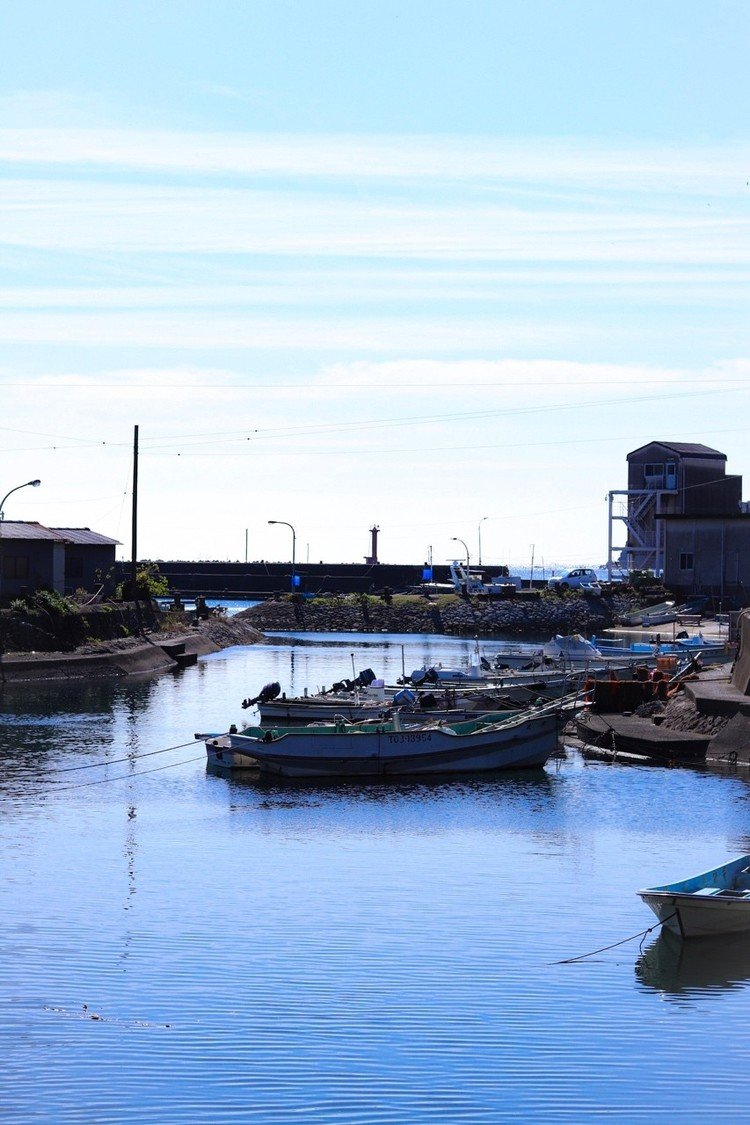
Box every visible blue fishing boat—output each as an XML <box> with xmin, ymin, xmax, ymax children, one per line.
<box><xmin>638</xmin><ymin>855</ymin><xmax>750</xmax><ymax>938</ymax></box>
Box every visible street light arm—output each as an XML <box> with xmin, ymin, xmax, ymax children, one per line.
<box><xmin>0</xmin><ymin>479</ymin><xmax>41</xmax><ymax>521</ymax></box>
<box><xmin>268</xmin><ymin>519</ymin><xmax>297</xmax><ymax>587</ymax></box>
<box><xmin>451</xmin><ymin>536</ymin><xmax>470</xmax><ymax>568</ymax></box>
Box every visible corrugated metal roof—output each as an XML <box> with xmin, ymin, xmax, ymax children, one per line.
<box><xmin>0</xmin><ymin>522</ymin><xmax>120</xmax><ymax>545</ymax></box>
<box><xmin>0</xmin><ymin>521</ymin><xmax>67</xmax><ymax>541</ymax></box>
<box><xmin>52</xmin><ymin>527</ymin><xmax>121</xmax><ymax>546</ymax></box>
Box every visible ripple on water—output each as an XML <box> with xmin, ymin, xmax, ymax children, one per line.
<box><xmin>3</xmin><ymin>640</ymin><xmax>750</xmax><ymax>1121</ymax></box>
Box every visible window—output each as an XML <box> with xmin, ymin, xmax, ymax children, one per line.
<box><xmin>679</xmin><ymin>552</ymin><xmax>694</xmax><ymax>571</ymax></box>
<box><xmin>643</xmin><ymin>462</ymin><xmax>666</xmax><ymax>489</ymax></box>
<box><xmin>2</xmin><ymin>555</ymin><xmax>29</xmax><ymax>579</ymax></box>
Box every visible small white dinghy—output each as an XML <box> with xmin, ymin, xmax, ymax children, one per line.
<box><xmin>638</xmin><ymin>855</ymin><xmax>750</xmax><ymax>938</ymax></box>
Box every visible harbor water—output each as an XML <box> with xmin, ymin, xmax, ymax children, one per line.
<box><xmin>2</xmin><ymin>632</ymin><xmax>750</xmax><ymax>1122</ymax></box>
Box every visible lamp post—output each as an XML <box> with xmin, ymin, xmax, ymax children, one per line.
<box><xmin>0</xmin><ymin>478</ymin><xmax>41</xmax><ymax>521</ymax></box>
<box><xmin>477</xmin><ymin>516</ymin><xmax>489</xmax><ymax>567</ymax></box>
<box><xmin>451</xmin><ymin>537</ymin><xmax>470</xmax><ymax>568</ymax></box>
<box><xmin>0</xmin><ymin>478</ymin><xmax>41</xmax><ymax>619</ymax></box>
<box><xmin>268</xmin><ymin>520</ymin><xmax>297</xmax><ymax>590</ymax></box>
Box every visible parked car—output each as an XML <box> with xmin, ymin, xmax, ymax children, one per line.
<box><xmin>547</xmin><ymin>568</ymin><xmax>602</xmax><ymax>594</ymax></box>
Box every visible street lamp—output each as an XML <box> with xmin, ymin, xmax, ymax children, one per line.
<box><xmin>268</xmin><ymin>520</ymin><xmax>297</xmax><ymax>590</ymax></box>
<box><xmin>451</xmin><ymin>537</ymin><xmax>470</xmax><ymax>568</ymax></box>
<box><xmin>0</xmin><ymin>478</ymin><xmax>41</xmax><ymax>521</ymax></box>
<box><xmin>0</xmin><ymin>479</ymin><xmax>41</xmax><ymax>609</ymax></box>
<box><xmin>478</xmin><ymin>516</ymin><xmax>489</xmax><ymax>567</ymax></box>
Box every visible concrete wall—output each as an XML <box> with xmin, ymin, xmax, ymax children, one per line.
<box><xmin>116</xmin><ymin>560</ymin><xmax>452</xmax><ymax>598</ymax></box>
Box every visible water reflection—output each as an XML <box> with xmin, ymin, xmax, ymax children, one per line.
<box><xmin>636</xmin><ymin>929</ymin><xmax>750</xmax><ymax>1000</ymax></box>
<box><xmin>216</xmin><ymin>770</ymin><xmax>561</xmax><ymax>837</ymax></box>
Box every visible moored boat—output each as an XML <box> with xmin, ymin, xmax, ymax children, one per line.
<box><xmin>638</xmin><ymin>855</ymin><xmax>750</xmax><ymax>938</ymax></box>
<box><xmin>590</xmin><ymin>633</ymin><xmax>733</xmax><ymax>664</ymax></box>
<box><xmin>204</xmin><ymin>706</ymin><xmax>562</xmax><ymax>779</ymax></box>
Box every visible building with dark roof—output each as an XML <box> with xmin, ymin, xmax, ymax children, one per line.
<box><xmin>608</xmin><ymin>441</ymin><xmax>750</xmax><ymax>605</ymax></box>
<box><xmin>0</xmin><ymin>522</ymin><xmax>120</xmax><ymax>600</ymax></box>
<box><xmin>52</xmin><ymin>528</ymin><xmax>121</xmax><ymax>595</ymax></box>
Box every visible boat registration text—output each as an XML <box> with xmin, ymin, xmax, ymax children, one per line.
<box><xmin>386</xmin><ymin>732</ymin><xmax>434</xmax><ymax>745</ymax></box>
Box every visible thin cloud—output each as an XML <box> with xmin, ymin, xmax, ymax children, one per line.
<box><xmin>0</xmin><ymin>129</ymin><xmax>748</xmax><ymax>196</ymax></box>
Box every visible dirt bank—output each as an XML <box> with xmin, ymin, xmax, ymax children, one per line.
<box><xmin>0</xmin><ymin>612</ymin><xmax>267</xmax><ymax>683</ymax></box>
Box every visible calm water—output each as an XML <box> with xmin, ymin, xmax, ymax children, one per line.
<box><xmin>2</xmin><ymin>632</ymin><xmax>750</xmax><ymax>1123</ymax></box>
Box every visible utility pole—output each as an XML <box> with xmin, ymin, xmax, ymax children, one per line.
<box><xmin>131</xmin><ymin>424</ymin><xmax>139</xmax><ymax>596</ymax></box>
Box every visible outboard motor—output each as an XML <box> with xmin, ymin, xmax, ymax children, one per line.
<box><xmin>241</xmin><ymin>681</ymin><xmax>281</xmax><ymax>709</ymax></box>
<box><xmin>332</xmin><ymin>678</ymin><xmax>355</xmax><ymax>692</ymax></box>
<box><xmin>418</xmin><ymin>692</ymin><xmax>438</xmax><ymax>710</ymax></box>
<box><xmin>355</xmin><ymin>668</ymin><xmax>377</xmax><ymax>688</ymax></box>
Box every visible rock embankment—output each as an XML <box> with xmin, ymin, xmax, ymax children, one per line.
<box><xmin>654</xmin><ymin>689</ymin><xmax>733</xmax><ymax>738</ymax></box>
<box><xmin>237</xmin><ymin>591</ymin><xmax>634</xmax><ymax>638</ymax></box>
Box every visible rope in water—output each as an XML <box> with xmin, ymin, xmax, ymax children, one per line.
<box><xmin>552</xmin><ymin>912</ymin><xmax>678</xmax><ymax>964</ymax></box>
<box><xmin>44</xmin><ymin>737</ymin><xmax>217</xmax><ymax>774</ymax></box>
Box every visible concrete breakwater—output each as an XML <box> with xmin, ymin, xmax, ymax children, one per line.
<box><xmin>237</xmin><ymin>591</ymin><xmax>631</xmax><ymax>638</ymax></box>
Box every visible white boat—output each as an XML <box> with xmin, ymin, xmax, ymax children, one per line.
<box><xmin>590</xmin><ymin>633</ymin><xmax>733</xmax><ymax>664</ymax></box>
<box><xmin>619</xmin><ymin>601</ymin><xmax>676</xmax><ymax>627</ymax></box>
<box><xmin>204</xmin><ymin>706</ymin><xmax>561</xmax><ymax>779</ymax></box>
<box><xmin>638</xmin><ymin>855</ymin><xmax>750</xmax><ymax>938</ymax></box>
<box><xmin>542</xmin><ymin>635</ymin><xmax>608</xmax><ymax>666</ymax></box>
<box><xmin>542</xmin><ymin>633</ymin><xmax>729</xmax><ymax>670</ymax></box>
<box><xmin>406</xmin><ymin>650</ymin><xmax>544</xmax><ymax>681</ymax></box>
<box><xmin>254</xmin><ymin>665</ymin><xmax>611</xmax><ymax>726</ymax></box>
<box><xmin>446</xmin><ymin>560</ymin><xmax>523</xmax><ymax>596</ymax></box>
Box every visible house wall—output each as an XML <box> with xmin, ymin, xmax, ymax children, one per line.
<box><xmin>683</xmin><ymin>471</ymin><xmax>742</xmax><ymax>515</ymax></box>
<box><xmin>0</xmin><ymin>540</ymin><xmax>57</xmax><ymax>597</ymax></box>
<box><xmin>663</xmin><ymin>517</ymin><xmax>750</xmax><ymax>604</ymax></box>
<box><xmin>64</xmin><ymin>546</ymin><xmax>117</xmax><ymax>594</ymax></box>
<box><xmin>626</xmin><ymin>445</ymin><xmax>736</xmax><ymax>516</ymax></box>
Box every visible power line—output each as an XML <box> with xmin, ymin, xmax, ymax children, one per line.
<box><xmin>1</xmin><ymin>384</ymin><xmax>744</xmax><ymax>457</ymax></box>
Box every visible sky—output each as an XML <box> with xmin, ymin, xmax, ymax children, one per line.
<box><xmin>1</xmin><ymin>1</ymin><xmax>749</xmax><ymax>574</ymax></box>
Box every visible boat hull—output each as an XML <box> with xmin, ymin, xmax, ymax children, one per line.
<box><xmin>639</xmin><ymin>891</ymin><xmax>750</xmax><ymax>938</ymax></box>
<box><xmin>208</xmin><ymin>712</ymin><xmax>559</xmax><ymax>779</ymax></box>
<box><xmin>638</xmin><ymin>855</ymin><xmax>750</xmax><ymax>937</ymax></box>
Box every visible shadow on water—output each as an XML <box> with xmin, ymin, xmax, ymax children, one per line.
<box><xmin>0</xmin><ymin>674</ymin><xmax>160</xmax><ymax>720</ymax></box>
<box><xmin>636</xmin><ymin>928</ymin><xmax>750</xmax><ymax>1000</ymax></box>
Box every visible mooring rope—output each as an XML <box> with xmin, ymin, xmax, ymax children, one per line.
<box><xmin>552</xmin><ymin>912</ymin><xmax>677</xmax><ymax>964</ymax></box>
<box><xmin>44</xmin><ymin>736</ymin><xmax>215</xmax><ymax>775</ymax></box>
<box><xmin>42</xmin><ymin>753</ymin><xmax>208</xmax><ymax>792</ymax></box>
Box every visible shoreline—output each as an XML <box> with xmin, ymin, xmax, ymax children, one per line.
<box><xmin>0</xmin><ymin>614</ymin><xmax>267</xmax><ymax>683</ymax></box>
<box><xmin>0</xmin><ymin>596</ymin><xmax>731</xmax><ymax>684</ymax></box>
